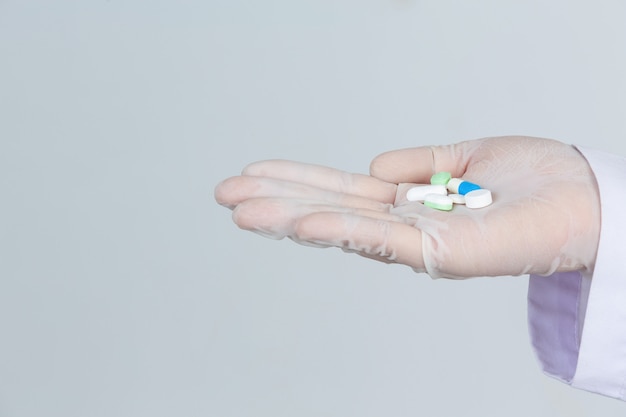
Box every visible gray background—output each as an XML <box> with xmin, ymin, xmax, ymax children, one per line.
<box><xmin>1</xmin><ymin>0</ymin><xmax>625</xmax><ymax>416</ymax></box>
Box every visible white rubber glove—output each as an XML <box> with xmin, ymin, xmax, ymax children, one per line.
<box><xmin>215</xmin><ymin>136</ymin><xmax>601</xmax><ymax>279</ymax></box>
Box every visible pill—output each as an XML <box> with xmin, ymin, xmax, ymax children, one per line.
<box><xmin>406</xmin><ymin>184</ymin><xmax>447</xmax><ymax>202</ymax></box>
<box><xmin>448</xmin><ymin>193</ymin><xmax>466</xmax><ymax>204</ymax></box>
<box><xmin>424</xmin><ymin>194</ymin><xmax>453</xmax><ymax>211</ymax></box>
<box><xmin>465</xmin><ymin>189</ymin><xmax>493</xmax><ymax>209</ymax></box>
<box><xmin>447</xmin><ymin>178</ymin><xmax>481</xmax><ymax>195</ymax></box>
<box><xmin>430</xmin><ymin>172</ymin><xmax>451</xmax><ymax>186</ymax></box>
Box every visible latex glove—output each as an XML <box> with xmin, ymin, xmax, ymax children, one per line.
<box><xmin>215</xmin><ymin>136</ymin><xmax>600</xmax><ymax>279</ymax></box>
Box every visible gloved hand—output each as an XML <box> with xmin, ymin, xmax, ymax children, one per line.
<box><xmin>214</xmin><ymin>136</ymin><xmax>601</xmax><ymax>279</ymax></box>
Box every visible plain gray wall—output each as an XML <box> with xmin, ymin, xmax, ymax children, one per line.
<box><xmin>1</xmin><ymin>1</ymin><xmax>625</xmax><ymax>416</ymax></box>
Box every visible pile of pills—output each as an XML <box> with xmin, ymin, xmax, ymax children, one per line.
<box><xmin>406</xmin><ymin>172</ymin><xmax>493</xmax><ymax>211</ymax></box>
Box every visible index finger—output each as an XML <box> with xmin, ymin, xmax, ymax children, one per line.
<box><xmin>242</xmin><ymin>159</ymin><xmax>398</xmax><ymax>204</ymax></box>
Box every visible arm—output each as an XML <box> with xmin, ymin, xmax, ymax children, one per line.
<box><xmin>215</xmin><ymin>135</ymin><xmax>624</xmax><ymax>398</ymax></box>
<box><xmin>529</xmin><ymin>146</ymin><xmax>626</xmax><ymax>400</ymax></box>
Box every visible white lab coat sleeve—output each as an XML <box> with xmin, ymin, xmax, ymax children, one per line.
<box><xmin>528</xmin><ymin>145</ymin><xmax>626</xmax><ymax>400</ymax></box>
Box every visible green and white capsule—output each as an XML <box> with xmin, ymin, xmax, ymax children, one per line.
<box><xmin>430</xmin><ymin>171</ymin><xmax>452</xmax><ymax>186</ymax></box>
<box><xmin>424</xmin><ymin>194</ymin><xmax>453</xmax><ymax>211</ymax></box>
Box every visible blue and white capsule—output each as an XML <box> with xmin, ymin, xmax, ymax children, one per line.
<box><xmin>446</xmin><ymin>178</ymin><xmax>481</xmax><ymax>195</ymax></box>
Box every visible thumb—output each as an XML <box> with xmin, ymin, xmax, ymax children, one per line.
<box><xmin>369</xmin><ymin>140</ymin><xmax>483</xmax><ymax>184</ymax></box>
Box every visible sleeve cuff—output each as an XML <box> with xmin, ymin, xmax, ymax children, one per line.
<box><xmin>528</xmin><ymin>145</ymin><xmax>626</xmax><ymax>400</ymax></box>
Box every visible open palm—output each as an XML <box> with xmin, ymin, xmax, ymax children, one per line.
<box><xmin>215</xmin><ymin>136</ymin><xmax>600</xmax><ymax>279</ymax></box>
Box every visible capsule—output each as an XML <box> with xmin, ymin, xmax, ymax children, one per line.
<box><xmin>424</xmin><ymin>194</ymin><xmax>453</xmax><ymax>211</ymax></box>
<box><xmin>430</xmin><ymin>171</ymin><xmax>451</xmax><ymax>186</ymax></box>
<box><xmin>406</xmin><ymin>184</ymin><xmax>447</xmax><ymax>202</ymax></box>
<box><xmin>446</xmin><ymin>178</ymin><xmax>481</xmax><ymax>195</ymax></box>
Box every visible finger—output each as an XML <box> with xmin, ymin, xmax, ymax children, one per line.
<box><xmin>294</xmin><ymin>212</ymin><xmax>425</xmax><ymax>271</ymax></box>
<box><xmin>232</xmin><ymin>198</ymin><xmax>413</xmax><ymax>240</ymax></box>
<box><xmin>242</xmin><ymin>160</ymin><xmax>397</xmax><ymax>203</ymax></box>
<box><xmin>215</xmin><ymin>176</ymin><xmax>395</xmax><ymax>212</ymax></box>
<box><xmin>369</xmin><ymin>140</ymin><xmax>482</xmax><ymax>184</ymax></box>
